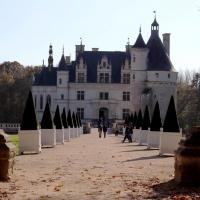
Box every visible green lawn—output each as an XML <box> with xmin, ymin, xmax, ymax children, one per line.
<box><xmin>9</xmin><ymin>134</ymin><xmax>19</xmax><ymax>155</ymax></box>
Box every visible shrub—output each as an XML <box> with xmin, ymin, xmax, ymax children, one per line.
<box><xmin>61</xmin><ymin>108</ymin><xmax>68</xmax><ymax>128</ymax></box>
<box><xmin>142</xmin><ymin>106</ymin><xmax>150</xmax><ymax>130</ymax></box>
<box><xmin>53</xmin><ymin>105</ymin><xmax>62</xmax><ymax>129</ymax></box>
<box><xmin>150</xmin><ymin>101</ymin><xmax>162</xmax><ymax>131</ymax></box>
<box><xmin>20</xmin><ymin>91</ymin><xmax>38</xmax><ymax>130</ymax></box>
<box><xmin>40</xmin><ymin>102</ymin><xmax>53</xmax><ymax>129</ymax></box>
<box><xmin>136</xmin><ymin>109</ymin><xmax>143</xmax><ymax>129</ymax></box>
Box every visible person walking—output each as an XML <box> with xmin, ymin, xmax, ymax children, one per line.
<box><xmin>122</xmin><ymin>124</ymin><xmax>133</xmax><ymax>143</ymax></box>
<box><xmin>103</xmin><ymin>124</ymin><xmax>107</xmax><ymax>138</ymax></box>
<box><xmin>98</xmin><ymin>125</ymin><xmax>103</xmax><ymax>138</ymax></box>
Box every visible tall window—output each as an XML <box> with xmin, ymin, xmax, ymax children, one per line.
<box><xmin>122</xmin><ymin>109</ymin><xmax>130</xmax><ymax>120</ymax></box>
<box><xmin>77</xmin><ymin>73</ymin><xmax>85</xmax><ymax>83</ymax></box>
<box><xmin>77</xmin><ymin>108</ymin><xmax>84</xmax><ymax>119</ymax></box>
<box><xmin>77</xmin><ymin>91</ymin><xmax>85</xmax><ymax>100</ymax></box>
<box><xmin>122</xmin><ymin>73</ymin><xmax>130</xmax><ymax>84</ymax></box>
<box><xmin>46</xmin><ymin>95</ymin><xmax>51</xmax><ymax>107</ymax></box>
<box><xmin>123</xmin><ymin>92</ymin><xmax>130</xmax><ymax>101</ymax></box>
<box><xmin>59</xmin><ymin>78</ymin><xmax>62</xmax><ymax>85</ymax></box>
<box><xmin>40</xmin><ymin>95</ymin><xmax>43</xmax><ymax>110</ymax></box>
<box><xmin>99</xmin><ymin>73</ymin><xmax>109</xmax><ymax>83</ymax></box>
<box><xmin>99</xmin><ymin>92</ymin><xmax>109</xmax><ymax>100</ymax></box>
<box><xmin>34</xmin><ymin>95</ymin><xmax>37</xmax><ymax>108</ymax></box>
<box><xmin>61</xmin><ymin>94</ymin><xmax>64</xmax><ymax>100</ymax></box>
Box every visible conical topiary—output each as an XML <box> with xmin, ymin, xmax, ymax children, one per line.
<box><xmin>163</xmin><ymin>96</ymin><xmax>180</xmax><ymax>132</ymax></box>
<box><xmin>40</xmin><ymin>102</ymin><xmax>53</xmax><ymax>129</ymax></box>
<box><xmin>21</xmin><ymin>91</ymin><xmax>38</xmax><ymax>130</ymax></box>
<box><xmin>53</xmin><ymin>105</ymin><xmax>62</xmax><ymax>129</ymax></box>
<box><xmin>72</xmin><ymin>112</ymin><xmax>77</xmax><ymax>128</ymax></box>
<box><xmin>76</xmin><ymin>113</ymin><xmax>80</xmax><ymax>128</ymax></box>
<box><xmin>150</xmin><ymin>101</ymin><xmax>162</xmax><ymax>131</ymax></box>
<box><xmin>136</xmin><ymin>109</ymin><xmax>143</xmax><ymax>129</ymax></box>
<box><xmin>142</xmin><ymin>106</ymin><xmax>151</xmax><ymax>130</ymax></box>
<box><xmin>67</xmin><ymin>109</ymin><xmax>73</xmax><ymax>128</ymax></box>
<box><xmin>61</xmin><ymin>108</ymin><xmax>68</xmax><ymax>129</ymax></box>
<box><xmin>78</xmin><ymin>115</ymin><xmax>82</xmax><ymax>126</ymax></box>
<box><xmin>124</xmin><ymin>114</ymin><xmax>130</xmax><ymax>125</ymax></box>
<box><xmin>133</xmin><ymin>112</ymin><xmax>137</xmax><ymax>128</ymax></box>
<box><xmin>130</xmin><ymin>113</ymin><xmax>134</xmax><ymax>125</ymax></box>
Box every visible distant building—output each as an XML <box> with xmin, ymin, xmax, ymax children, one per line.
<box><xmin>32</xmin><ymin>17</ymin><xmax>177</xmax><ymax>123</ymax></box>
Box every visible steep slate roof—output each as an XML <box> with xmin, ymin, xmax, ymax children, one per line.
<box><xmin>58</xmin><ymin>54</ymin><xmax>67</xmax><ymax>71</ymax></box>
<box><xmin>132</xmin><ymin>33</ymin><xmax>147</xmax><ymax>48</ymax></box>
<box><xmin>33</xmin><ymin>67</ymin><xmax>57</xmax><ymax>86</ymax></box>
<box><xmin>147</xmin><ymin>34</ymin><xmax>173</xmax><ymax>71</ymax></box>
<box><xmin>76</xmin><ymin>51</ymin><xmax>130</xmax><ymax>83</ymax></box>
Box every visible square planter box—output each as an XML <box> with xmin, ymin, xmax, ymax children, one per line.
<box><xmin>139</xmin><ymin>129</ymin><xmax>149</xmax><ymax>145</ymax></box>
<box><xmin>132</xmin><ymin>129</ymin><xmax>141</xmax><ymax>143</ymax></box>
<box><xmin>41</xmin><ymin>129</ymin><xmax>56</xmax><ymax>147</ymax></box>
<box><xmin>19</xmin><ymin>129</ymin><xmax>41</xmax><ymax>154</ymax></box>
<box><xmin>56</xmin><ymin>129</ymin><xmax>64</xmax><ymax>144</ymax></box>
<box><xmin>159</xmin><ymin>131</ymin><xmax>183</xmax><ymax>155</ymax></box>
<box><xmin>147</xmin><ymin>130</ymin><xmax>160</xmax><ymax>149</ymax></box>
<box><xmin>70</xmin><ymin>128</ymin><xmax>75</xmax><ymax>138</ymax></box>
<box><xmin>64</xmin><ymin>128</ymin><xmax>70</xmax><ymax>142</ymax></box>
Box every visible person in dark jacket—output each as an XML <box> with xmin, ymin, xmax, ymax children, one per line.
<box><xmin>122</xmin><ymin>124</ymin><xmax>133</xmax><ymax>143</ymax></box>
<box><xmin>103</xmin><ymin>125</ymin><xmax>107</xmax><ymax>138</ymax></box>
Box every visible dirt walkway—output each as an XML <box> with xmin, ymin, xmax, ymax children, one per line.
<box><xmin>1</xmin><ymin>130</ymin><xmax>199</xmax><ymax>200</ymax></box>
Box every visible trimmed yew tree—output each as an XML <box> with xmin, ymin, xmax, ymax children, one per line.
<box><xmin>78</xmin><ymin>115</ymin><xmax>82</xmax><ymax>127</ymax></box>
<box><xmin>67</xmin><ymin>110</ymin><xmax>73</xmax><ymax>128</ymax></box>
<box><xmin>133</xmin><ymin>112</ymin><xmax>137</xmax><ymax>128</ymax></box>
<box><xmin>142</xmin><ymin>106</ymin><xmax>151</xmax><ymax>130</ymax></box>
<box><xmin>61</xmin><ymin>108</ymin><xmax>68</xmax><ymax>129</ymax></box>
<box><xmin>136</xmin><ymin>110</ymin><xmax>143</xmax><ymax>129</ymax></box>
<box><xmin>21</xmin><ymin>91</ymin><xmax>38</xmax><ymax>130</ymax></box>
<box><xmin>163</xmin><ymin>96</ymin><xmax>180</xmax><ymax>132</ymax></box>
<box><xmin>76</xmin><ymin>113</ymin><xmax>80</xmax><ymax>128</ymax></box>
<box><xmin>72</xmin><ymin>112</ymin><xmax>77</xmax><ymax>128</ymax></box>
<box><xmin>53</xmin><ymin>105</ymin><xmax>62</xmax><ymax>129</ymax></box>
<box><xmin>150</xmin><ymin>101</ymin><xmax>162</xmax><ymax>131</ymax></box>
<box><xmin>41</xmin><ymin>102</ymin><xmax>53</xmax><ymax>129</ymax></box>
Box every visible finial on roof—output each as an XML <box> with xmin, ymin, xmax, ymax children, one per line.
<box><xmin>80</xmin><ymin>37</ymin><xmax>82</xmax><ymax>45</ymax></box>
<box><xmin>139</xmin><ymin>25</ymin><xmax>141</xmax><ymax>33</ymax></box>
<box><xmin>42</xmin><ymin>59</ymin><xmax>44</xmax><ymax>67</ymax></box>
<box><xmin>62</xmin><ymin>45</ymin><xmax>64</xmax><ymax>55</ymax></box>
<box><xmin>153</xmin><ymin>10</ymin><xmax>156</xmax><ymax>19</ymax></box>
<box><xmin>127</xmin><ymin>37</ymin><xmax>130</xmax><ymax>46</ymax></box>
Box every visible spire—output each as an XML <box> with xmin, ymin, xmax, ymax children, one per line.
<box><xmin>48</xmin><ymin>44</ymin><xmax>53</xmax><ymax>69</ymax></box>
<box><xmin>151</xmin><ymin>11</ymin><xmax>159</xmax><ymax>36</ymax></box>
<box><xmin>132</xmin><ymin>27</ymin><xmax>147</xmax><ymax>48</ymax></box>
<box><xmin>139</xmin><ymin>25</ymin><xmax>141</xmax><ymax>33</ymax></box>
<box><xmin>62</xmin><ymin>45</ymin><xmax>64</xmax><ymax>55</ymax></box>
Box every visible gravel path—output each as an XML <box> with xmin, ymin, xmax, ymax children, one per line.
<box><xmin>1</xmin><ymin>130</ymin><xmax>199</xmax><ymax>200</ymax></box>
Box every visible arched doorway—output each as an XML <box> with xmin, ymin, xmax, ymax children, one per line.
<box><xmin>99</xmin><ymin>107</ymin><xmax>109</xmax><ymax>121</ymax></box>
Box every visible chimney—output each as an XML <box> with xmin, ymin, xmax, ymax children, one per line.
<box><xmin>162</xmin><ymin>33</ymin><xmax>170</xmax><ymax>57</ymax></box>
<box><xmin>92</xmin><ymin>48</ymin><xmax>99</xmax><ymax>52</ymax></box>
<box><xmin>75</xmin><ymin>44</ymin><xmax>85</xmax><ymax>58</ymax></box>
<box><xmin>65</xmin><ymin>56</ymin><xmax>71</xmax><ymax>64</ymax></box>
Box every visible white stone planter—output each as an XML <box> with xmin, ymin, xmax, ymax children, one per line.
<box><xmin>76</xmin><ymin>127</ymin><xmax>79</xmax><ymax>137</ymax></box>
<box><xmin>159</xmin><ymin>130</ymin><xmax>183</xmax><ymax>155</ymax></box>
<box><xmin>19</xmin><ymin>129</ymin><xmax>41</xmax><ymax>154</ymax></box>
<box><xmin>70</xmin><ymin>128</ymin><xmax>76</xmax><ymax>138</ymax></box>
<box><xmin>56</xmin><ymin>129</ymin><xmax>64</xmax><ymax>144</ymax></box>
<box><xmin>64</xmin><ymin>128</ymin><xmax>70</xmax><ymax>142</ymax></box>
<box><xmin>147</xmin><ymin>130</ymin><xmax>160</xmax><ymax>149</ymax></box>
<box><xmin>132</xmin><ymin>129</ymin><xmax>141</xmax><ymax>143</ymax></box>
<box><xmin>139</xmin><ymin>129</ymin><xmax>149</xmax><ymax>145</ymax></box>
<box><xmin>41</xmin><ymin>129</ymin><xmax>56</xmax><ymax>147</ymax></box>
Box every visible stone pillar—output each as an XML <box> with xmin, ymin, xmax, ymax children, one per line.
<box><xmin>0</xmin><ymin>132</ymin><xmax>16</xmax><ymax>181</ymax></box>
<box><xmin>175</xmin><ymin>126</ymin><xmax>200</xmax><ymax>185</ymax></box>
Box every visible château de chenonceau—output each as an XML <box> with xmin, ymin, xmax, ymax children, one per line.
<box><xmin>32</xmin><ymin>17</ymin><xmax>177</xmax><ymax>123</ymax></box>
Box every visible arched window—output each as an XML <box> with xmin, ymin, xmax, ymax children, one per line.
<box><xmin>46</xmin><ymin>95</ymin><xmax>51</xmax><ymax>107</ymax></box>
<box><xmin>40</xmin><ymin>95</ymin><xmax>43</xmax><ymax>110</ymax></box>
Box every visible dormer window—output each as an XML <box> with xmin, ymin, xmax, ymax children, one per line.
<box><xmin>103</xmin><ymin>61</ymin><xmax>106</xmax><ymax>68</ymax></box>
<box><xmin>155</xmin><ymin>73</ymin><xmax>159</xmax><ymax>78</ymax></box>
<box><xmin>168</xmin><ymin>73</ymin><xmax>170</xmax><ymax>78</ymax></box>
<box><xmin>122</xmin><ymin>73</ymin><xmax>130</xmax><ymax>84</ymax></box>
<box><xmin>99</xmin><ymin>73</ymin><xmax>109</xmax><ymax>83</ymax></box>
<box><xmin>61</xmin><ymin>94</ymin><xmax>64</xmax><ymax>100</ymax></box>
<box><xmin>77</xmin><ymin>73</ymin><xmax>85</xmax><ymax>83</ymax></box>
<box><xmin>59</xmin><ymin>78</ymin><xmax>62</xmax><ymax>85</ymax></box>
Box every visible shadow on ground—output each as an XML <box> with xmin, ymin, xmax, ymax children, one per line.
<box><xmin>151</xmin><ymin>179</ymin><xmax>200</xmax><ymax>199</ymax></box>
<box><xmin>122</xmin><ymin>155</ymin><xmax>171</xmax><ymax>162</ymax></box>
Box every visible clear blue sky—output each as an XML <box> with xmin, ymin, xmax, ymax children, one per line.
<box><xmin>0</xmin><ymin>0</ymin><xmax>199</xmax><ymax>71</ymax></box>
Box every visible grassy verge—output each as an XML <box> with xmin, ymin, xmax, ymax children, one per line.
<box><xmin>9</xmin><ymin>134</ymin><xmax>19</xmax><ymax>155</ymax></box>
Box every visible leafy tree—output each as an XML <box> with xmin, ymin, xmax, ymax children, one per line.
<box><xmin>67</xmin><ymin>110</ymin><xmax>73</xmax><ymax>128</ymax></box>
<box><xmin>61</xmin><ymin>108</ymin><xmax>68</xmax><ymax>128</ymax></box>
<box><xmin>150</xmin><ymin>101</ymin><xmax>162</xmax><ymax>131</ymax></box>
<box><xmin>40</xmin><ymin>102</ymin><xmax>53</xmax><ymax>129</ymax></box>
<box><xmin>136</xmin><ymin>109</ymin><xmax>143</xmax><ymax>129</ymax></box>
<box><xmin>142</xmin><ymin>106</ymin><xmax>150</xmax><ymax>130</ymax></box>
<box><xmin>53</xmin><ymin>105</ymin><xmax>62</xmax><ymax>129</ymax></box>
<box><xmin>72</xmin><ymin>112</ymin><xmax>77</xmax><ymax>128</ymax></box>
<box><xmin>20</xmin><ymin>91</ymin><xmax>38</xmax><ymax>130</ymax></box>
<box><xmin>163</xmin><ymin>96</ymin><xmax>180</xmax><ymax>132</ymax></box>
